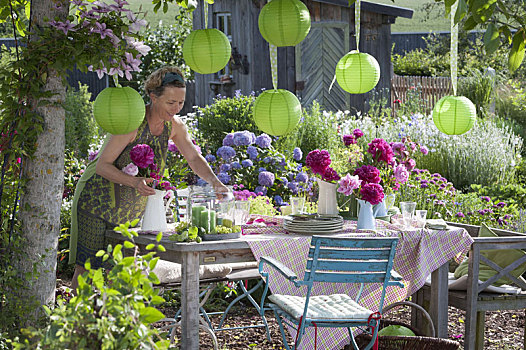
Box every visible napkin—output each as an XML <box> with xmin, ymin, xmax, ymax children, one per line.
<box><xmin>425</xmin><ymin>218</ymin><xmax>448</xmax><ymax>230</ymax></box>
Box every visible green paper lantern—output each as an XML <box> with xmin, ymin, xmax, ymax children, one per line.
<box><xmin>258</xmin><ymin>0</ymin><xmax>311</xmax><ymax>47</ymax></box>
<box><xmin>335</xmin><ymin>51</ymin><xmax>380</xmax><ymax>94</ymax></box>
<box><xmin>432</xmin><ymin>95</ymin><xmax>476</xmax><ymax>135</ymax></box>
<box><xmin>253</xmin><ymin>89</ymin><xmax>301</xmax><ymax>136</ymax></box>
<box><xmin>183</xmin><ymin>29</ymin><xmax>231</xmax><ymax>74</ymax></box>
<box><xmin>93</xmin><ymin>87</ymin><xmax>145</xmax><ymax>135</ymax></box>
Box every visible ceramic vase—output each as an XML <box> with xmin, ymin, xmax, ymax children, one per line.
<box><xmin>357</xmin><ymin>199</ymin><xmax>376</xmax><ymax>230</ymax></box>
<box><xmin>317</xmin><ymin>179</ymin><xmax>339</xmax><ymax>215</ymax></box>
<box><xmin>373</xmin><ymin>193</ymin><xmax>396</xmax><ymax>218</ymax></box>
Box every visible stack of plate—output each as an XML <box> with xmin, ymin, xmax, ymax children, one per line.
<box><xmin>283</xmin><ymin>215</ymin><xmax>344</xmax><ymax>234</ymax></box>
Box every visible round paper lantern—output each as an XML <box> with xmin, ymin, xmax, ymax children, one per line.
<box><xmin>253</xmin><ymin>89</ymin><xmax>301</xmax><ymax>136</ymax></box>
<box><xmin>258</xmin><ymin>0</ymin><xmax>311</xmax><ymax>47</ymax></box>
<box><xmin>93</xmin><ymin>87</ymin><xmax>145</xmax><ymax>135</ymax></box>
<box><xmin>432</xmin><ymin>95</ymin><xmax>476</xmax><ymax>135</ymax></box>
<box><xmin>183</xmin><ymin>29</ymin><xmax>231</xmax><ymax>74</ymax></box>
<box><xmin>335</xmin><ymin>51</ymin><xmax>380</xmax><ymax>94</ymax></box>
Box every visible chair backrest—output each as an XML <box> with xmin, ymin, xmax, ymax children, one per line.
<box><xmin>174</xmin><ymin>187</ymin><xmax>190</xmax><ymax>222</ymax></box>
<box><xmin>304</xmin><ymin>236</ymin><xmax>399</xmax><ymax>285</ymax></box>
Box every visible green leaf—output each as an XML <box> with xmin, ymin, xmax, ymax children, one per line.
<box><xmin>509</xmin><ymin>30</ymin><xmax>526</xmax><ymax>72</ymax></box>
<box><xmin>483</xmin><ymin>23</ymin><xmax>500</xmax><ymax>55</ymax></box>
<box><xmin>149</xmin><ymin>257</ymin><xmax>160</xmax><ymax>270</ymax></box>
<box><xmin>157</xmin><ymin>245</ymin><xmax>166</xmax><ymax>252</ymax></box>
<box><xmin>124</xmin><ymin>241</ymin><xmax>135</xmax><ymax>249</ymax></box>
<box><xmin>156</xmin><ymin>232</ymin><xmax>163</xmax><ymax>242</ymax></box>
<box><xmin>146</xmin><ymin>243</ymin><xmax>155</xmax><ymax>250</ymax></box>
<box><xmin>501</xmin><ymin>26</ymin><xmax>512</xmax><ymax>44</ymax></box>
<box><xmin>92</xmin><ymin>269</ymin><xmax>104</xmax><ymax>290</ymax></box>
<box><xmin>139</xmin><ymin>307</ymin><xmax>165</xmax><ymax>323</ymax></box>
<box><xmin>95</xmin><ymin>250</ymin><xmax>105</xmax><ymax>257</ymax></box>
<box><xmin>454</xmin><ymin>0</ymin><xmax>468</xmax><ymax>24</ymax></box>
<box><xmin>463</xmin><ymin>16</ymin><xmax>477</xmax><ymax>31</ymax></box>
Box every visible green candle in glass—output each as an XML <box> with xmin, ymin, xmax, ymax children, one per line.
<box><xmin>191</xmin><ymin>205</ymin><xmax>206</xmax><ymax>227</ymax></box>
<box><xmin>200</xmin><ymin>209</ymin><xmax>216</xmax><ymax>233</ymax></box>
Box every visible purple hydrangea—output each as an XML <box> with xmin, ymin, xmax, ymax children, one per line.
<box><xmin>293</xmin><ymin>147</ymin><xmax>302</xmax><ymax>161</ymax></box>
<box><xmin>196</xmin><ymin>178</ymin><xmax>208</xmax><ymax>186</ymax></box>
<box><xmin>217</xmin><ymin>146</ymin><xmax>236</xmax><ymax>161</ymax></box>
<box><xmin>274</xmin><ymin>195</ymin><xmax>284</xmax><ymax>206</ymax></box>
<box><xmin>258</xmin><ymin>167</ymin><xmax>267</xmax><ymax>173</ymax></box>
<box><xmin>233</xmin><ymin>131</ymin><xmax>254</xmax><ymax>146</ymax></box>
<box><xmin>287</xmin><ymin>181</ymin><xmax>299</xmax><ymax>194</ymax></box>
<box><xmin>231</xmin><ymin>161</ymin><xmax>242</xmax><ymax>169</ymax></box>
<box><xmin>280</xmin><ymin>177</ymin><xmax>289</xmax><ymax>186</ymax></box>
<box><xmin>241</xmin><ymin>159</ymin><xmax>253</xmax><ymax>168</ymax></box>
<box><xmin>296</xmin><ymin>172</ymin><xmax>309</xmax><ymax>183</ymax></box>
<box><xmin>254</xmin><ymin>186</ymin><xmax>267</xmax><ymax>195</ymax></box>
<box><xmin>255</xmin><ymin>133</ymin><xmax>272</xmax><ymax>148</ymax></box>
<box><xmin>220</xmin><ymin>164</ymin><xmax>231</xmax><ymax>172</ymax></box>
<box><xmin>217</xmin><ymin>172</ymin><xmax>231</xmax><ymax>184</ymax></box>
<box><xmin>247</xmin><ymin>145</ymin><xmax>258</xmax><ymax>160</ymax></box>
<box><xmin>223</xmin><ymin>133</ymin><xmax>234</xmax><ymax>146</ymax></box>
<box><xmin>263</xmin><ymin>157</ymin><xmax>272</xmax><ymax>163</ymax></box>
<box><xmin>205</xmin><ymin>154</ymin><xmax>216</xmax><ymax>163</ymax></box>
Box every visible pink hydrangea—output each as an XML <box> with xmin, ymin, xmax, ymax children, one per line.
<box><xmin>122</xmin><ymin>163</ymin><xmax>138</xmax><ymax>176</ymax></box>
<box><xmin>130</xmin><ymin>144</ymin><xmax>154</xmax><ymax>168</ymax></box>
<box><xmin>337</xmin><ymin>174</ymin><xmax>361</xmax><ymax>196</ymax></box>
<box><xmin>353</xmin><ymin>165</ymin><xmax>381</xmax><ymax>184</ymax></box>
<box><xmin>360</xmin><ymin>183</ymin><xmax>384</xmax><ymax>205</ymax></box>
<box><xmin>321</xmin><ymin>167</ymin><xmax>340</xmax><ymax>182</ymax></box>
<box><xmin>367</xmin><ymin>138</ymin><xmax>394</xmax><ymax>164</ymax></box>
<box><xmin>306</xmin><ymin>149</ymin><xmax>331</xmax><ymax>175</ymax></box>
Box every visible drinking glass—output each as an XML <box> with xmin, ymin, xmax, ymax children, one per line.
<box><xmin>290</xmin><ymin>196</ymin><xmax>305</xmax><ymax>215</ymax></box>
<box><xmin>233</xmin><ymin>200</ymin><xmax>251</xmax><ymax>226</ymax></box>
<box><xmin>415</xmin><ymin>209</ymin><xmax>428</xmax><ymax>228</ymax></box>
<box><xmin>399</xmin><ymin>201</ymin><xmax>417</xmax><ymax>228</ymax></box>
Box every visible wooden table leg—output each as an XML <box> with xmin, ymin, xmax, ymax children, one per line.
<box><xmin>430</xmin><ymin>261</ymin><xmax>449</xmax><ymax>338</ymax></box>
<box><xmin>181</xmin><ymin>251</ymin><xmax>200</xmax><ymax>349</ymax></box>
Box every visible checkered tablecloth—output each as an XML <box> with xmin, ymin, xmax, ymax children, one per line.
<box><xmin>242</xmin><ymin>216</ymin><xmax>474</xmax><ymax>350</ymax></box>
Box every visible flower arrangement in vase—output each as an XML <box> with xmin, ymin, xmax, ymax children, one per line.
<box><xmin>305</xmin><ymin>149</ymin><xmax>341</xmax><ymax>215</ymax></box>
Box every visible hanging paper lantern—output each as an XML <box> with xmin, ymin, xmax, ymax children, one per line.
<box><xmin>432</xmin><ymin>95</ymin><xmax>476</xmax><ymax>135</ymax></box>
<box><xmin>335</xmin><ymin>51</ymin><xmax>380</xmax><ymax>94</ymax></box>
<box><xmin>93</xmin><ymin>87</ymin><xmax>145</xmax><ymax>135</ymax></box>
<box><xmin>253</xmin><ymin>89</ymin><xmax>301</xmax><ymax>136</ymax></box>
<box><xmin>182</xmin><ymin>29</ymin><xmax>231</xmax><ymax>74</ymax></box>
<box><xmin>258</xmin><ymin>0</ymin><xmax>311</xmax><ymax>47</ymax></box>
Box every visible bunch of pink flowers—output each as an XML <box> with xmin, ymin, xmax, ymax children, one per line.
<box><xmin>338</xmin><ymin>165</ymin><xmax>384</xmax><ymax>205</ymax></box>
<box><xmin>305</xmin><ymin>149</ymin><xmax>341</xmax><ymax>182</ymax></box>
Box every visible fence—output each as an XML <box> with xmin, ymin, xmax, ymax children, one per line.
<box><xmin>390</xmin><ymin>75</ymin><xmax>452</xmax><ymax>116</ymax></box>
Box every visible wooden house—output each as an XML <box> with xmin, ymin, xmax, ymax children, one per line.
<box><xmin>191</xmin><ymin>0</ymin><xmax>413</xmax><ymax>114</ymax></box>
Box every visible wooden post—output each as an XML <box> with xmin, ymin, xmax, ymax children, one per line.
<box><xmin>181</xmin><ymin>251</ymin><xmax>200</xmax><ymax>349</ymax></box>
<box><xmin>430</xmin><ymin>261</ymin><xmax>449</xmax><ymax>338</ymax></box>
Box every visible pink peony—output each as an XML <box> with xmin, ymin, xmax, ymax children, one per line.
<box><xmin>130</xmin><ymin>144</ymin><xmax>154</xmax><ymax>168</ymax></box>
<box><xmin>353</xmin><ymin>128</ymin><xmax>364</xmax><ymax>139</ymax></box>
<box><xmin>360</xmin><ymin>183</ymin><xmax>384</xmax><ymax>205</ymax></box>
<box><xmin>321</xmin><ymin>167</ymin><xmax>340</xmax><ymax>182</ymax></box>
<box><xmin>337</xmin><ymin>174</ymin><xmax>361</xmax><ymax>196</ymax></box>
<box><xmin>122</xmin><ymin>163</ymin><xmax>138</xmax><ymax>176</ymax></box>
<box><xmin>305</xmin><ymin>149</ymin><xmax>331</xmax><ymax>175</ymax></box>
<box><xmin>367</xmin><ymin>138</ymin><xmax>394</xmax><ymax>164</ymax></box>
<box><xmin>393</xmin><ymin>164</ymin><xmax>409</xmax><ymax>184</ymax></box>
<box><xmin>343</xmin><ymin>134</ymin><xmax>356</xmax><ymax>146</ymax></box>
<box><xmin>405</xmin><ymin>158</ymin><xmax>416</xmax><ymax>171</ymax></box>
<box><xmin>353</xmin><ymin>165</ymin><xmax>381</xmax><ymax>184</ymax></box>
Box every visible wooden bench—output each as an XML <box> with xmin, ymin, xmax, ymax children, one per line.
<box><xmin>414</xmin><ymin>222</ymin><xmax>526</xmax><ymax>350</ymax></box>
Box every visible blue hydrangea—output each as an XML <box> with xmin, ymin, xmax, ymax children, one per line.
<box><xmin>274</xmin><ymin>195</ymin><xmax>284</xmax><ymax>206</ymax></box>
<box><xmin>255</xmin><ymin>133</ymin><xmax>272</xmax><ymax>148</ymax></box>
<box><xmin>217</xmin><ymin>172</ymin><xmax>231</xmax><ymax>184</ymax></box>
<box><xmin>254</xmin><ymin>186</ymin><xmax>267</xmax><ymax>195</ymax></box>
<box><xmin>217</xmin><ymin>146</ymin><xmax>236</xmax><ymax>161</ymax></box>
<box><xmin>248</xmin><ymin>132</ymin><xmax>256</xmax><ymax>144</ymax></box>
<box><xmin>231</xmin><ymin>161</ymin><xmax>242</xmax><ymax>169</ymax></box>
<box><xmin>241</xmin><ymin>159</ymin><xmax>253</xmax><ymax>168</ymax></box>
<box><xmin>222</xmin><ymin>133</ymin><xmax>234</xmax><ymax>146</ymax></box>
<box><xmin>196</xmin><ymin>178</ymin><xmax>208</xmax><ymax>186</ymax></box>
<box><xmin>247</xmin><ymin>145</ymin><xmax>258</xmax><ymax>160</ymax></box>
<box><xmin>263</xmin><ymin>156</ymin><xmax>271</xmax><ymax>164</ymax></box>
<box><xmin>279</xmin><ymin>157</ymin><xmax>287</xmax><ymax>166</ymax></box>
<box><xmin>258</xmin><ymin>167</ymin><xmax>267</xmax><ymax>173</ymax></box>
<box><xmin>279</xmin><ymin>176</ymin><xmax>289</xmax><ymax>186</ymax></box>
<box><xmin>233</xmin><ymin>131</ymin><xmax>254</xmax><ymax>146</ymax></box>
<box><xmin>220</xmin><ymin>163</ymin><xmax>231</xmax><ymax>172</ymax></box>
<box><xmin>205</xmin><ymin>154</ymin><xmax>216</xmax><ymax>163</ymax></box>
<box><xmin>287</xmin><ymin>181</ymin><xmax>299</xmax><ymax>194</ymax></box>
<box><xmin>296</xmin><ymin>172</ymin><xmax>309</xmax><ymax>183</ymax></box>
<box><xmin>258</xmin><ymin>171</ymin><xmax>275</xmax><ymax>187</ymax></box>
<box><xmin>293</xmin><ymin>147</ymin><xmax>303</xmax><ymax>161</ymax></box>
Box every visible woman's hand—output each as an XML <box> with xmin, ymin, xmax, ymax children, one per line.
<box><xmin>212</xmin><ymin>181</ymin><xmax>232</xmax><ymax>200</ymax></box>
<box><xmin>134</xmin><ymin>177</ymin><xmax>156</xmax><ymax>196</ymax></box>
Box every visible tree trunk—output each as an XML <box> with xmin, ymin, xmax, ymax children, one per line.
<box><xmin>16</xmin><ymin>0</ymin><xmax>69</xmax><ymax>320</ymax></box>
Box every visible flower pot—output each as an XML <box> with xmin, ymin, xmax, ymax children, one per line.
<box><xmin>357</xmin><ymin>199</ymin><xmax>376</xmax><ymax>230</ymax></box>
<box><xmin>317</xmin><ymin>179</ymin><xmax>338</xmax><ymax>215</ymax></box>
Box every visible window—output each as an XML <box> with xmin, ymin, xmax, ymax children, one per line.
<box><xmin>215</xmin><ymin>12</ymin><xmax>232</xmax><ymax>78</ymax></box>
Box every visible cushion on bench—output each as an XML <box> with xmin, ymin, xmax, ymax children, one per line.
<box><xmin>454</xmin><ymin>223</ymin><xmax>526</xmax><ymax>287</ymax></box>
<box><xmin>153</xmin><ymin>260</ymin><xmax>232</xmax><ymax>284</ymax></box>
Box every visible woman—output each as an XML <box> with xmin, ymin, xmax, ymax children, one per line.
<box><xmin>69</xmin><ymin>66</ymin><xmax>229</xmax><ymax>290</ymax></box>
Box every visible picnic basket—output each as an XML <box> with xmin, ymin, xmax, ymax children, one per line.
<box><xmin>350</xmin><ymin>301</ymin><xmax>461</xmax><ymax>350</ymax></box>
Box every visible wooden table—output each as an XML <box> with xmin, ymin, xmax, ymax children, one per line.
<box><xmin>107</xmin><ymin>220</ymin><xmax>471</xmax><ymax>348</ymax></box>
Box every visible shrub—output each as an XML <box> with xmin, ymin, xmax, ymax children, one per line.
<box><xmin>14</xmin><ymin>222</ymin><xmax>169</xmax><ymax>349</ymax></box>
<box><xmin>457</xmin><ymin>69</ymin><xmax>496</xmax><ymax>119</ymax></box>
<box><xmin>495</xmin><ymin>81</ymin><xmax>526</xmax><ymax>145</ymax></box>
<box><xmin>392</xmin><ymin>48</ymin><xmax>449</xmax><ymax>77</ymax></box>
<box><xmin>195</xmin><ymin>92</ymin><xmax>259</xmax><ymax>153</ymax></box>
<box><xmin>64</xmin><ymin>83</ymin><xmax>99</xmax><ymax>158</ymax></box>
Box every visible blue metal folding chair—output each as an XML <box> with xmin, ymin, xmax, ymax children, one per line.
<box><xmin>258</xmin><ymin>236</ymin><xmax>404</xmax><ymax>350</ymax></box>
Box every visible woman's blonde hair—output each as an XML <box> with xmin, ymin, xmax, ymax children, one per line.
<box><xmin>144</xmin><ymin>66</ymin><xmax>186</xmax><ymax>97</ymax></box>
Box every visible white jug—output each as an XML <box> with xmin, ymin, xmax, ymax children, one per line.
<box><xmin>142</xmin><ymin>189</ymin><xmax>174</xmax><ymax>231</ymax></box>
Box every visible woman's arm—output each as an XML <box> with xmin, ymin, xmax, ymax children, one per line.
<box><xmin>95</xmin><ymin>131</ymin><xmax>156</xmax><ymax>196</ymax></box>
<box><xmin>171</xmin><ymin>117</ymin><xmax>229</xmax><ymax>195</ymax></box>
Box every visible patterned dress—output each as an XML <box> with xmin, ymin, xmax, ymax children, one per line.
<box><xmin>71</xmin><ymin>119</ymin><xmax>172</xmax><ymax>267</ymax></box>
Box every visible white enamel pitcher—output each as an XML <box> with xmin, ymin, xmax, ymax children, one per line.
<box><xmin>142</xmin><ymin>189</ymin><xmax>174</xmax><ymax>231</ymax></box>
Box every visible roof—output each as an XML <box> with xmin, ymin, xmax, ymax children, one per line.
<box><xmin>313</xmin><ymin>0</ymin><xmax>414</xmax><ymax>19</ymax></box>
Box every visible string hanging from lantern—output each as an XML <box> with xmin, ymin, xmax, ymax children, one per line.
<box><xmin>204</xmin><ymin>2</ymin><xmax>208</xmax><ymax>29</ymax></box>
<box><xmin>269</xmin><ymin>44</ymin><xmax>278</xmax><ymax>90</ymax></box>
<box><xmin>450</xmin><ymin>0</ymin><xmax>459</xmax><ymax>96</ymax></box>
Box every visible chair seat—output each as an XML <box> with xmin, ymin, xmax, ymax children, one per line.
<box><xmin>269</xmin><ymin>293</ymin><xmax>373</xmax><ymax>320</ymax></box>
